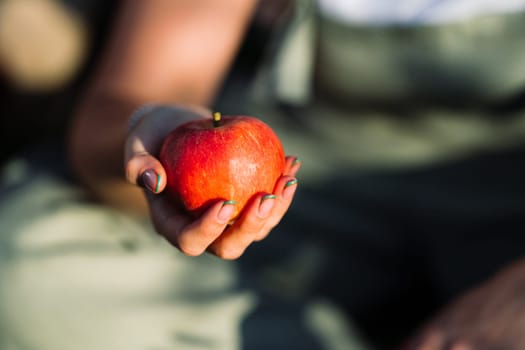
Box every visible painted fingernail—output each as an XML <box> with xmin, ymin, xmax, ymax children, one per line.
<box><xmin>285</xmin><ymin>179</ymin><xmax>298</xmax><ymax>187</ymax></box>
<box><xmin>258</xmin><ymin>194</ymin><xmax>276</xmax><ymax>218</ymax></box>
<box><xmin>283</xmin><ymin>179</ymin><xmax>298</xmax><ymax>200</ymax></box>
<box><xmin>292</xmin><ymin>157</ymin><xmax>301</xmax><ymax>166</ymax></box>
<box><xmin>262</xmin><ymin>194</ymin><xmax>277</xmax><ymax>200</ymax></box>
<box><xmin>218</xmin><ymin>200</ymin><xmax>236</xmax><ymax>223</ymax></box>
<box><xmin>141</xmin><ymin>169</ymin><xmax>161</xmax><ymax>193</ymax></box>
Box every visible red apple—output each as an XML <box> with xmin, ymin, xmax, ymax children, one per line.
<box><xmin>159</xmin><ymin>113</ymin><xmax>286</xmax><ymax>220</ymax></box>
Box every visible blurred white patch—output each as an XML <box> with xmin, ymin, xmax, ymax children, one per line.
<box><xmin>318</xmin><ymin>0</ymin><xmax>525</xmax><ymax>25</ymax></box>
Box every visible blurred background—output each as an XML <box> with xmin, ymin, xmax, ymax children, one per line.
<box><xmin>0</xmin><ymin>0</ymin><xmax>285</xmax><ymax>165</ymax></box>
<box><xmin>2</xmin><ymin>1</ymin><xmax>525</xmax><ymax>349</ymax></box>
<box><xmin>0</xmin><ymin>0</ymin><xmax>118</xmax><ymax>164</ymax></box>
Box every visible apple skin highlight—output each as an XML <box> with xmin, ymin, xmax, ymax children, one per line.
<box><xmin>159</xmin><ymin>114</ymin><xmax>286</xmax><ymax>220</ymax></box>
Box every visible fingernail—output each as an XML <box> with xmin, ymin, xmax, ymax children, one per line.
<box><xmin>285</xmin><ymin>179</ymin><xmax>298</xmax><ymax>188</ymax></box>
<box><xmin>283</xmin><ymin>179</ymin><xmax>298</xmax><ymax>200</ymax></box>
<box><xmin>218</xmin><ymin>200</ymin><xmax>236</xmax><ymax>223</ymax></box>
<box><xmin>258</xmin><ymin>194</ymin><xmax>276</xmax><ymax>218</ymax></box>
<box><xmin>292</xmin><ymin>157</ymin><xmax>301</xmax><ymax>166</ymax></box>
<box><xmin>141</xmin><ymin>169</ymin><xmax>161</xmax><ymax>193</ymax></box>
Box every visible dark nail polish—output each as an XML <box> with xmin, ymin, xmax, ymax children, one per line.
<box><xmin>141</xmin><ymin>169</ymin><xmax>161</xmax><ymax>193</ymax></box>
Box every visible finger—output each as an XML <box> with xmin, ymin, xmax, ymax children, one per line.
<box><xmin>125</xmin><ymin>153</ymin><xmax>167</xmax><ymax>193</ymax></box>
<box><xmin>254</xmin><ymin>175</ymin><xmax>298</xmax><ymax>241</ymax></box>
<box><xmin>125</xmin><ymin>105</ymin><xmax>211</xmax><ymax>159</ymax></box>
<box><xmin>147</xmin><ymin>193</ymin><xmax>190</xmax><ymax>243</ymax></box>
<box><xmin>124</xmin><ymin>105</ymin><xmax>210</xmax><ymax>192</ymax></box>
<box><xmin>172</xmin><ymin>200</ymin><xmax>236</xmax><ymax>256</ymax></box>
<box><xmin>284</xmin><ymin>155</ymin><xmax>301</xmax><ymax>176</ymax></box>
<box><xmin>208</xmin><ymin>193</ymin><xmax>277</xmax><ymax>259</ymax></box>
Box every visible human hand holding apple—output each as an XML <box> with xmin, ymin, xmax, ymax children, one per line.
<box><xmin>159</xmin><ymin>112</ymin><xmax>286</xmax><ymax>220</ymax></box>
<box><xmin>124</xmin><ymin>105</ymin><xmax>300</xmax><ymax>259</ymax></box>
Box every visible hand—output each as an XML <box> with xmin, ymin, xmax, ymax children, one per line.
<box><xmin>124</xmin><ymin>105</ymin><xmax>300</xmax><ymax>259</ymax></box>
<box><xmin>404</xmin><ymin>259</ymin><xmax>525</xmax><ymax>350</ymax></box>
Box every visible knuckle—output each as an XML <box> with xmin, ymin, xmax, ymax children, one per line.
<box><xmin>254</xmin><ymin>230</ymin><xmax>270</xmax><ymax>242</ymax></box>
<box><xmin>202</xmin><ymin>225</ymin><xmax>224</xmax><ymax>239</ymax></box>
<box><xmin>125</xmin><ymin>157</ymin><xmax>148</xmax><ymax>184</ymax></box>
<box><xmin>241</xmin><ymin>218</ymin><xmax>265</xmax><ymax>237</ymax></box>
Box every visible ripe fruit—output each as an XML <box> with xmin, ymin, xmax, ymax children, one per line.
<box><xmin>159</xmin><ymin>113</ymin><xmax>285</xmax><ymax>220</ymax></box>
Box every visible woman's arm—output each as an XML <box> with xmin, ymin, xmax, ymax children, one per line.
<box><xmin>68</xmin><ymin>0</ymin><xmax>257</xmax><ymax>215</ymax></box>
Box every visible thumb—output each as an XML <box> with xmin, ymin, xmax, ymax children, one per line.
<box><xmin>124</xmin><ymin>104</ymin><xmax>211</xmax><ymax>193</ymax></box>
<box><xmin>125</xmin><ymin>134</ymin><xmax>167</xmax><ymax>194</ymax></box>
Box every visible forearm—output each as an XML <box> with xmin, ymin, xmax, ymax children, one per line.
<box><xmin>69</xmin><ymin>91</ymin><xmax>147</xmax><ymax>215</ymax></box>
<box><xmin>68</xmin><ymin>0</ymin><xmax>256</xmax><ymax>214</ymax></box>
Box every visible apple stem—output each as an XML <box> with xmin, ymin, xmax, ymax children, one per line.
<box><xmin>213</xmin><ymin>112</ymin><xmax>221</xmax><ymax>128</ymax></box>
